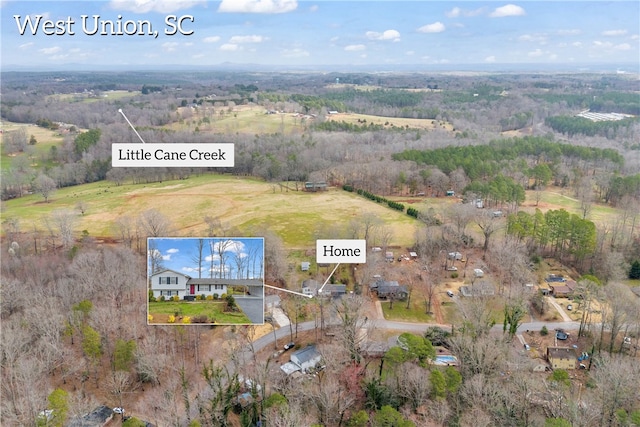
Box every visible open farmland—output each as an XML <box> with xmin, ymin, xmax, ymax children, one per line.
<box><xmin>1</xmin><ymin>174</ymin><xmax>421</xmax><ymax>248</ymax></box>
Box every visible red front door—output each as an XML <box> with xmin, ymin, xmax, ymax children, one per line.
<box><xmin>190</xmin><ymin>284</ymin><xmax>195</xmax><ymax>295</ymax></box>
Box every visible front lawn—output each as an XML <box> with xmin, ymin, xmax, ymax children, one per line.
<box><xmin>148</xmin><ymin>300</ymin><xmax>251</xmax><ymax>324</ymax></box>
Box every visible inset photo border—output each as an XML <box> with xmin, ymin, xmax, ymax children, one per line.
<box><xmin>147</xmin><ymin>237</ymin><xmax>264</xmax><ymax>325</ymax></box>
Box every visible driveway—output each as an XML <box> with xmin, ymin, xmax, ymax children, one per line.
<box><xmin>546</xmin><ymin>297</ymin><xmax>573</xmax><ymax>322</ymax></box>
<box><xmin>234</xmin><ymin>296</ymin><xmax>265</xmax><ymax>324</ymax></box>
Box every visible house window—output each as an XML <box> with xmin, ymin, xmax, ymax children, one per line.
<box><xmin>159</xmin><ymin>276</ymin><xmax>178</xmax><ymax>285</ymax></box>
<box><xmin>214</xmin><ymin>284</ymin><xmax>224</xmax><ymax>290</ymax></box>
<box><xmin>160</xmin><ymin>290</ymin><xmax>176</xmax><ymax>296</ymax></box>
<box><xmin>197</xmin><ymin>285</ymin><xmax>210</xmax><ymax>292</ymax></box>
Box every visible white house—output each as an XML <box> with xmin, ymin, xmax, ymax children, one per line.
<box><xmin>280</xmin><ymin>345</ymin><xmax>323</xmax><ymax>375</ymax></box>
<box><xmin>150</xmin><ymin>269</ymin><xmax>263</xmax><ymax>300</ymax></box>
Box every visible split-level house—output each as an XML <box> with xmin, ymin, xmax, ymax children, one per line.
<box><xmin>150</xmin><ymin>269</ymin><xmax>262</xmax><ymax>300</ymax></box>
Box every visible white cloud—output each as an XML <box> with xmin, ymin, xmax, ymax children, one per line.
<box><xmin>229</xmin><ymin>35</ymin><xmax>265</xmax><ymax>43</ymax></box>
<box><xmin>418</xmin><ymin>22</ymin><xmax>445</xmax><ymax>34</ymax></box>
<box><xmin>218</xmin><ymin>0</ymin><xmax>297</xmax><ymax>14</ymax></box>
<box><xmin>527</xmin><ymin>48</ymin><xmax>544</xmax><ymax>57</ymax></box>
<box><xmin>601</xmin><ymin>29</ymin><xmax>627</xmax><ymax>37</ymax></box>
<box><xmin>166</xmin><ymin>248</ymin><xmax>179</xmax><ymax>254</ymax></box>
<box><xmin>489</xmin><ymin>4</ymin><xmax>525</xmax><ymax>18</ymax></box>
<box><xmin>39</xmin><ymin>46</ymin><xmax>61</xmax><ymax>55</ymax></box>
<box><xmin>557</xmin><ymin>29</ymin><xmax>581</xmax><ymax>36</ymax></box>
<box><xmin>281</xmin><ymin>48</ymin><xmax>310</xmax><ymax>58</ymax></box>
<box><xmin>405</xmin><ymin>50</ymin><xmax>415</xmax><ymax>56</ymax></box>
<box><xmin>485</xmin><ymin>55</ymin><xmax>496</xmax><ymax>63</ymax></box>
<box><xmin>445</xmin><ymin>6</ymin><xmax>484</xmax><ymax>18</ymax></box>
<box><xmin>365</xmin><ymin>29</ymin><xmax>401</xmax><ymax>42</ymax></box>
<box><xmin>162</xmin><ymin>42</ymin><xmax>179</xmax><ymax>52</ymax></box>
<box><xmin>518</xmin><ymin>34</ymin><xmax>547</xmax><ymax>43</ymax></box>
<box><xmin>19</xmin><ymin>42</ymin><xmax>34</xmax><ymax>49</ymax></box>
<box><xmin>220</xmin><ymin>43</ymin><xmax>240</xmax><ymax>51</ymax></box>
<box><xmin>203</xmin><ymin>36</ymin><xmax>221</xmax><ymax>43</ymax></box>
<box><xmin>344</xmin><ymin>44</ymin><xmax>366</xmax><ymax>51</ymax></box>
<box><xmin>109</xmin><ymin>0</ymin><xmax>205</xmax><ymax>13</ymax></box>
<box><xmin>309</xmin><ymin>5</ymin><xmax>318</xmax><ymax>12</ymax></box>
<box><xmin>446</xmin><ymin>7</ymin><xmax>461</xmax><ymax>18</ymax></box>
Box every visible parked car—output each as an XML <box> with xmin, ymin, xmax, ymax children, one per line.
<box><xmin>524</xmin><ymin>344</ymin><xmax>530</xmax><ymax>351</ymax></box>
<box><xmin>566</xmin><ymin>304</ymin><xmax>573</xmax><ymax>311</ymax></box>
<box><xmin>284</xmin><ymin>342</ymin><xmax>295</xmax><ymax>351</ymax></box>
<box><xmin>556</xmin><ymin>331</ymin><xmax>569</xmax><ymax>340</ymax></box>
<box><xmin>446</xmin><ymin>290</ymin><xmax>455</xmax><ymax>297</ymax></box>
<box><xmin>446</xmin><ymin>266</ymin><xmax>458</xmax><ymax>271</ymax></box>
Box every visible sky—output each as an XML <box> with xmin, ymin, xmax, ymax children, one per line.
<box><xmin>1</xmin><ymin>0</ymin><xmax>639</xmax><ymax>71</ymax></box>
<box><xmin>148</xmin><ymin>237</ymin><xmax>264</xmax><ymax>279</ymax></box>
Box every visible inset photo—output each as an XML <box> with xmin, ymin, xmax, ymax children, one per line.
<box><xmin>147</xmin><ymin>237</ymin><xmax>264</xmax><ymax>325</ymax></box>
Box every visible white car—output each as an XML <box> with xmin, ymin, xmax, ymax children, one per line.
<box><xmin>446</xmin><ymin>266</ymin><xmax>458</xmax><ymax>271</ymax></box>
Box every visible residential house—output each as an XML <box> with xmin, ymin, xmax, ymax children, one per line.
<box><xmin>547</xmin><ymin>346</ymin><xmax>577</xmax><ymax>370</ymax></box>
<box><xmin>459</xmin><ymin>281</ymin><xmax>495</xmax><ymax>297</ymax></box>
<box><xmin>549</xmin><ymin>280</ymin><xmax>577</xmax><ymax>298</ymax></box>
<box><xmin>280</xmin><ymin>345</ymin><xmax>323</xmax><ymax>375</ymax></box>
<box><xmin>302</xmin><ymin>279</ymin><xmax>320</xmax><ymax>296</ymax></box>
<box><xmin>370</xmin><ymin>279</ymin><xmax>408</xmax><ymax>300</ymax></box>
<box><xmin>150</xmin><ymin>269</ymin><xmax>263</xmax><ymax>300</ymax></box>
<box><xmin>323</xmin><ymin>284</ymin><xmax>347</xmax><ymax>297</ymax></box>
<box><xmin>67</xmin><ymin>405</ymin><xmax>114</xmax><ymax>427</ymax></box>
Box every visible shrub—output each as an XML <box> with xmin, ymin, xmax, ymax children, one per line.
<box><xmin>192</xmin><ymin>315</ymin><xmax>209</xmax><ymax>323</ymax></box>
<box><xmin>540</xmin><ymin>325</ymin><xmax>549</xmax><ymax>336</ymax></box>
<box><xmin>172</xmin><ymin>295</ymin><xmax>180</xmax><ymax>302</ymax></box>
<box><xmin>450</xmin><ymin>272</ymin><xmax>458</xmax><ymax>279</ymax></box>
<box><xmin>160</xmin><ymin>296</ymin><xmax>165</xmax><ymax>302</ymax></box>
<box><xmin>147</xmin><ymin>314</ymin><xmax>153</xmax><ymax>322</ymax></box>
<box><xmin>182</xmin><ymin>316</ymin><xmax>191</xmax><ymax>324</ymax></box>
<box><xmin>206</xmin><ymin>295</ymin><xmax>214</xmax><ymax>301</ymax></box>
<box><xmin>148</xmin><ymin>290</ymin><xmax>155</xmax><ymax>302</ymax></box>
<box><xmin>201</xmin><ymin>294</ymin><xmax>206</xmax><ymax>300</ymax></box>
<box><xmin>213</xmin><ymin>293</ymin><xmax>219</xmax><ymax>300</ymax></box>
<box><xmin>220</xmin><ymin>293</ymin><xmax>227</xmax><ymax>299</ymax></box>
<box><xmin>195</xmin><ymin>295</ymin><xmax>201</xmax><ymax>301</ymax></box>
<box><xmin>168</xmin><ymin>315</ymin><xmax>175</xmax><ymax>323</ymax></box>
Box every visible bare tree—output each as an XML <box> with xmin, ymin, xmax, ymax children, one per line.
<box><xmin>191</xmin><ymin>238</ymin><xmax>205</xmax><ymax>278</ymax></box>
<box><xmin>33</xmin><ymin>173</ymin><xmax>57</xmax><ymax>203</ymax></box>
<box><xmin>51</xmin><ymin>209</ymin><xmax>78</xmax><ymax>249</ymax></box>
<box><xmin>138</xmin><ymin>209</ymin><xmax>171</xmax><ymax>237</ymax></box>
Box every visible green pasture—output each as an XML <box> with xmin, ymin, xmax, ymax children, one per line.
<box><xmin>1</xmin><ymin>122</ymin><xmax>65</xmax><ymax>170</ymax></box>
<box><xmin>2</xmin><ymin>174</ymin><xmax>420</xmax><ymax>249</ymax></box>
<box><xmin>169</xmin><ymin>105</ymin><xmax>310</xmax><ymax>135</ymax></box>
<box><xmin>148</xmin><ymin>300</ymin><xmax>251</xmax><ymax>324</ymax></box>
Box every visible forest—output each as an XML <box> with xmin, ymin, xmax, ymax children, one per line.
<box><xmin>1</xmin><ymin>70</ymin><xmax>640</xmax><ymax>427</ymax></box>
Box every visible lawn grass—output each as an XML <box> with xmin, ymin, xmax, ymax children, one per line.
<box><xmin>148</xmin><ymin>300</ymin><xmax>251</xmax><ymax>324</ymax></box>
<box><xmin>380</xmin><ymin>298</ymin><xmax>437</xmax><ymax>323</ymax></box>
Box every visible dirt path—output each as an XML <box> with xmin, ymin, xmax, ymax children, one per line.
<box><xmin>432</xmin><ymin>293</ymin><xmax>445</xmax><ymax>324</ymax></box>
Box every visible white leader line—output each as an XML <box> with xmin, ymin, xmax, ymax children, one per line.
<box><xmin>264</xmin><ymin>284</ymin><xmax>313</xmax><ymax>298</ymax></box>
<box><xmin>317</xmin><ymin>263</ymin><xmax>341</xmax><ymax>294</ymax></box>
<box><xmin>118</xmin><ymin>109</ymin><xmax>146</xmax><ymax>144</ymax></box>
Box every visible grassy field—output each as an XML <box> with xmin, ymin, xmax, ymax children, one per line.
<box><xmin>46</xmin><ymin>90</ymin><xmax>140</xmax><ymax>103</ymax></box>
<box><xmin>0</xmin><ymin>122</ymin><xmax>66</xmax><ymax>170</ymax></box>
<box><xmin>148</xmin><ymin>300</ymin><xmax>251</xmax><ymax>324</ymax></box>
<box><xmin>1</xmin><ymin>174</ymin><xmax>421</xmax><ymax>248</ymax></box>
<box><xmin>325</xmin><ymin>112</ymin><xmax>453</xmax><ymax>131</ymax></box>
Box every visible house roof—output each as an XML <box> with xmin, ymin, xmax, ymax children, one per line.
<box><xmin>460</xmin><ymin>282</ymin><xmax>495</xmax><ymax>297</ymax></box>
<box><xmin>151</xmin><ymin>269</ymin><xmax>191</xmax><ymax>279</ymax></box>
<box><xmin>302</xmin><ymin>279</ymin><xmax>320</xmax><ymax>290</ymax></box>
<box><xmin>67</xmin><ymin>405</ymin><xmax>113</xmax><ymax>427</ymax></box>
<box><xmin>187</xmin><ymin>278</ymin><xmax>263</xmax><ymax>286</ymax></box>
<box><xmin>292</xmin><ymin>345</ymin><xmax>321</xmax><ymax>364</ymax></box>
<box><xmin>324</xmin><ymin>284</ymin><xmax>347</xmax><ymax>294</ymax></box>
<box><xmin>370</xmin><ymin>279</ymin><xmax>399</xmax><ymax>289</ymax></box>
<box><xmin>547</xmin><ymin>346</ymin><xmax>576</xmax><ymax>360</ymax></box>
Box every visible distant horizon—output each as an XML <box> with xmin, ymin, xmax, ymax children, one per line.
<box><xmin>2</xmin><ymin>61</ymin><xmax>639</xmax><ymax>75</ymax></box>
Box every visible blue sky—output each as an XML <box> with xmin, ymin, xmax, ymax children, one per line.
<box><xmin>148</xmin><ymin>237</ymin><xmax>264</xmax><ymax>279</ymax></box>
<box><xmin>1</xmin><ymin>1</ymin><xmax>638</xmax><ymax>70</ymax></box>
